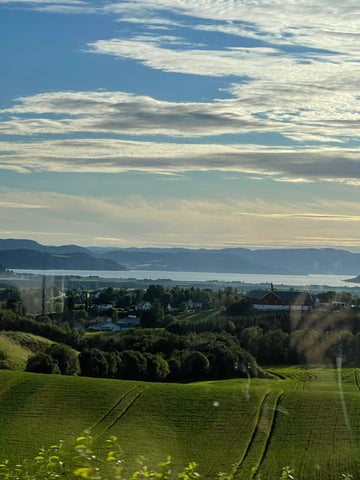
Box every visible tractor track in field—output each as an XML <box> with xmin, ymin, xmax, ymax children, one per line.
<box><xmin>234</xmin><ymin>392</ymin><xmax>270</xmax><ymax>474</ymax></box>
<box><xmin>0</xmin><ymin>382</ymin><xmax>24</xmax><ymax>399</ymax></box>
<box><xmin>0</xmin><ymin>375</ymin><xmax>35</xmax><ymax>400</ymax></box>
<box><xmin>266</xmin><ymin>370</ymin><xmax>286</xmax><ymax>380</ymax></box>
<box><xmin>91</xmin><ymin>390</ymin><xmax>134</xmax><ymax>431</ymax></box>
<box><xmin>105</xmin><ymin>389</ymin><xmax>144</xmax><ymax>432</ymax></box>
<box><xmin>305</xmin><ymin>372</ymin><xmax>317</xmax><ymax>381</ymax></box>
<box><xmin>234</xmin><ymin>390</ymin><xmax>283</xmax><ymax>479</ymax></box>
<box><xmin>354</xmin><ymin>368</ymin><xmax>360</xmax><ymax>392</ymax></box>
<box><xmin>91</xmin><ymin>388</ymin><xmax>146</xmax><ymax>436</ymax></box>
<box><xmin>257</xmin><ymin>392</ymin><xmax>283</xmax><ymax>470</ymax></box>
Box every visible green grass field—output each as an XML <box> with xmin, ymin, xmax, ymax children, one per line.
<box><xmin>0</xmin><ymin>367</ymin><xmax>360</xmax><ymax>479</ymax></box>
<box><xmin>0</xmin><ymin>331</ymin><xmax>53</xmax><ymax>370</ymax></box>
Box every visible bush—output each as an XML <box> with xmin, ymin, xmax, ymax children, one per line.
<box><xmin>144</xmin><ymin>353</ymin><xmax>170</xmax><ymax>381</ymax></box>
<box><xmin>79</xmin><ymin>348</ymin><xmax>109</xmax><ymax>378</ymax></box>
<box><xmin>45</xmin><ymin>344</ymin><xmax>80</xmax><ymax>376</ymax></box>
<box><xmin>26</xmin><ymin>352</ymin><xmax>61</xmax><ymax>374</ymax></box>
<box><xmin>117</xmin><ymin>350</ymin><xmax>147</xmax><ymax>380</ymax></box>
<box><xmin>183</xmin><ymin>351</ymin><xmax>209</xmax><ymax>379</ymax></box>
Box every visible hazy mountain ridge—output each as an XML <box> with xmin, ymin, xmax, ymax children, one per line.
<box><xmin>100</xmin><ymin>249</ymin><xmax>294</xmax><ymax>274</ymax></box>
<box><xmin>0</xmin><ymin>239</ymin><xmax>90</xmax><ymax>255</ymax></box>
<box><xmin>0</xmin><ymin>249</ymin><xmax>125</xmax><ymax>271</ymax></box>
<box><xmin>1</xmin><ymin>240</ymin><xmax>360</xmax><ymax>275</ymax></box>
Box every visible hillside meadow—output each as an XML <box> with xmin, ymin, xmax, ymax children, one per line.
<box><xmin>0</xmin><ymin>331</ymin><xmax>53</xmax><ymax>370</ymax></box>
<box><xmin>0</xmin><ymin>367</ymin><xmax>360</xmax><ymax>479</ymax></box>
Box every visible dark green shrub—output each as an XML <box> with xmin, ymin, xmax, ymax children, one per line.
<box><xmin>45</xmin><ymin>343</ymin><xmax>80</xmax><ymax>376</ymax></box>
<box><xmin>26</xmin><ymin>352</ymin><xmax>61</xmax><ymax>374</ymax></box>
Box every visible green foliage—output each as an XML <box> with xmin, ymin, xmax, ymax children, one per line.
<box><xmin>182</xmin><ymin>351</ymin><xmax>209</xmax><ymax>379</ymax></box>
<box><xmin>0</xmin><ymin>309</ymin><xmax>82</xmax><ymax>348</ymax></box>
<box><xmin>226</xmin><ymin>299</ymin><xmax>251</xmax><ymax>316</ymax></box>
<box><xmin>0</xmin><ymin>432</ymin><xmax>353</xmax><ymax>480</ymax></box>
<box><xmin>143</xmin><ymin>353</ymin><xmax>170</xmax><ymax>381</ymax></box>
<box><xmin>26</xmin><ymin>343</ymin><xmax>80</xmax><ymax>375</ymax></box>
<box><xmin>79</xmin><ymin>348</ymin><xmax>109</xmax><ymax>378</ymax></box>
<box><xmin>117</xmin><ymin>350</ymin><xmax>147</xmax><ymax>380</ymax></box>
<box><xmin>45</xmin><ymin>343</ymin><xmax>80</xmax><ymax>375</ymax></box>
<box><xmin>25</xmin><ymin>352</ymin><xmax>61</xmax><ymax>374</ymax></box>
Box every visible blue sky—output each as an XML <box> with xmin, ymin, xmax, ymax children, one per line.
<box><xmin>1</xmin><ymin>0</ymin><xmax>360</xmax><ymax>250</ymax></box>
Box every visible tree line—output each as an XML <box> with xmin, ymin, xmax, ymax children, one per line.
<box><xmin>1</xmin><ymin>283</ymin><xmax>360</xmax><ymax>381</ymax></box>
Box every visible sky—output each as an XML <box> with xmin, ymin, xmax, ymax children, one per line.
<box><xmin>1</xmin><ymin>0</ymin><xmax>360</xmax><ymax>250</ymax></box>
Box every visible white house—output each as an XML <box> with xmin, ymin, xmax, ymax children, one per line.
<box><xmin>187</xmin><ymin>299</ymin><xmax>203</xmax><ymax>309</ymax></box>
<box><xmin>135</xmin><ymin>301</ymin><xmax>152</xmax><ymax>311</ymax></box>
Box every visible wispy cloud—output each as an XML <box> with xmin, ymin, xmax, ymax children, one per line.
<box><xmin>87</xmin><ymin>35</ymin><xmax>282</xmax><ymax>77</ymax></box>
<box><xmin>85</xmin><ymin>35</ymin><xmax>360</xmax><ymax>142</ymax></box>
<box><xmin>2</xmin><ymin>82</ymin><xmax>360</xmax><ymax>145</ymax></box>
<box><xmin>3</xmin><ymin>2</ymin><xmax>360</xmax><ymax>146</ymax></box>
<box><xmin>0</xmin><ymin>0</ymin><xmax>100</xmax><ymax>13</ymax></box>
<box><xmin>0</xmin><ymin>90</ymin><xmax>276</xmax><ymax>137</ymax></box>
<box><xmin>1</xmin><ymin>188</ymin><xmax>360</xmax><ymax>248</ymax></box>
<box><xmin>0</xmin><ymin>201</ymin><xmax>49</xmax><ymax>209</ymax></box>
<box><xmin>0</xmin><ymin>0</ymin><xmax>85</xmax><ymax>4</ymax></box>
<box><xmin>1</xmin><ymin>137</ymin><xmax>360</xmax><ymax>185</ymax></box>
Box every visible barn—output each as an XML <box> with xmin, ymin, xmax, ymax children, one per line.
<box><xmin>246</xmin><ymin>290</ymin><xmax>315</xmax><ymax>311</ymax></box>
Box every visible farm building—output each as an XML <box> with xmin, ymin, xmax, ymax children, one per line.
<box><xmin>246</xmin><ymin>290</ymin><xmax>315</xmax><ymax>311</ymax></box>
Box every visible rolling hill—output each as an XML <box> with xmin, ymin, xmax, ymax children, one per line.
<box><xmin>0</xmin><ymin>331</ymin><xmax>53</xmax><ymax>370</ymax></box>
<box><xmin>0</xmin><ymin>368</ymin><xmax>359</xmax><ymax>479</ymax></box>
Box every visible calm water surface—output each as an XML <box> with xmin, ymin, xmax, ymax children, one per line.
<box><xmin>13</xmin><ymin>269</ymin><xmax>358</xmax><ymax>287</ymax></box>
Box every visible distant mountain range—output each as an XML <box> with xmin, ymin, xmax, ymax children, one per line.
<box><xmin>0</xmin><ymin>239</ymin><xmax>360</xmax><ymax>276</ymax></box>
<box><xmin>0</xmin><ymin>240</ymin><xmax>124</xmax><ymax>271</ymax></box>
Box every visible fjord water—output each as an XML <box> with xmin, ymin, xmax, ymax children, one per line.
<box><xmin>13</xmin><ymin>269</ymin><xmax>357</xmax><ymax>287</ymax></box>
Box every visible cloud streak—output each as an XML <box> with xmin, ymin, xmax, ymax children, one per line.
<box><xmin>1</xmin><ymin>188</ymin><xmax>360</xmax><ymax>248</ymax></box>
<box><xmin>1</xmin><ymin>137</ymin><xmax>360</xmax><ymax>185</ymax></box>
<box><xmin>2</xmin><ymin>81</ymin><xmax>360</xmax><ymax>146</ymax></box>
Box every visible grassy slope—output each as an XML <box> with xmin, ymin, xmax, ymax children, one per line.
<box><xmin>0</xmin><ymin>332</ymin><xmax>53</xmax><ymax>370</ymax></box>
<box><xmin>0</xmin><ymin>368</ymin><xmax>359</xmax><ymax>479</ymax></box>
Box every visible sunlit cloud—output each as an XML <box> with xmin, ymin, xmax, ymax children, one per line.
<box><xmin>85</xmin><ymin>36</ymin><xmax>360</xmax><ymax>142</ymax></box>
<box><xmin>0</xmin><ymin>188</ymin><xmax>360</xmax><ymax>249</ymax></box>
